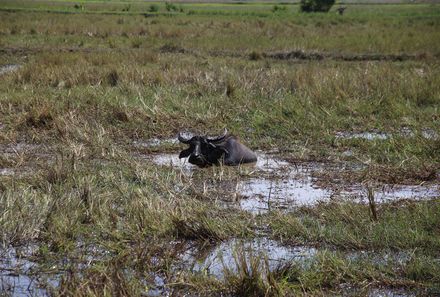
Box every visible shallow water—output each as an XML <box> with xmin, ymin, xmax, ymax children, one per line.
<box><xmin>133</xmin><ymin>138</ymin><xmax>179</xmax><ymax>148</ymax></box>
<box><xmin>179</xmin><ymin>238</ymin><xmax>316</xmax><ymax>279</ymax></box>
<box><xmin>238</xmin><ymin>177</ymin><xmax>331</xmax><ymax>213</ymax></box>
<box><xmin>146</xmin><ymin>152</ymin><xmax>439</xmax><ymax>212</ymax></box>
<box><xmin>0</xmin><ymin>64</ymin><xmax>21</xmax><ymax>76</ymax></box>
<box><xmin>0</xmin><ymin>245</ymin><xmax>59</xmax><ymax>296</ymax></box>
<box><xmin>343</xmin><ymin>184</ymin><xmax>440</xmax><ymax>204</ymax></box>
<box><xmin>147</xmin><ymin>153</ymin><xmax>193</xmax><ymax>172</ymax></box>
<box><xmin>148</xmin><ymin>152</ymin><xmax>292</xmax><ymax>172</ymax></box>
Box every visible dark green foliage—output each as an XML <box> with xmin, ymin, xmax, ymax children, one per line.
<box><xmin>165</xmin><ymin>2</ymin><xmax>178</xmax><ymax>12</ymax></box>
<box><xmin>300</xmin><ymin>0</ymin><xmax>335</xmax><ymax>13</ymax></box>
<box><xmin>148</xmin><ymin>4</ymin><xmax>159</xmax><ymax>13</ymax></box>
<box><xmin>272</xmin><ymin>5</ymin><xmax>287</xmax><ymax>13</ymax></box>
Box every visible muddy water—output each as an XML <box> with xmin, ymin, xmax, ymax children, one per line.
<box><xmin>0</xmin><ymin>245</ymin><xmax>60</xmax><ymax>296</ymax></box>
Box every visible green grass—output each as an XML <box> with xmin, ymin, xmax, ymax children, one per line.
<box><xmin>0</xmin><ymin>2</ymin><xmax>439</xmax><ymax>296</ymax></box>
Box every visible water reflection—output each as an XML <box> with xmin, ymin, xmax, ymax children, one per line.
<box><xmin>179</xmin><ymin>238</ymin><xmax>316</xmax><ymax>279</ymax></box>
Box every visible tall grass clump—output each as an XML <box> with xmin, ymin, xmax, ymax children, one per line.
<box><xmin>223</xmin><ymin>248</ymin><xmax>281</xmax><ymax>297</ymax></box>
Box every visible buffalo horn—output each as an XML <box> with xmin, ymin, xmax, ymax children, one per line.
<box><xmin>207</xmin><ymin>128</ymin><xmax>228</xmax><ymax>143</ymax></box>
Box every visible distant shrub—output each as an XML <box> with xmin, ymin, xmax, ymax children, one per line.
<box><xmin>300</xmin><ymin>0</ymin><xmax>335</xmax><ymax>12</ymax></box>
<box><xmin>149</xmin><ymin>4</ymin><xmax>159</xmax><ymax>12</ymax></box>
<box><xmin>272</xmin><ymin>5</ymin><xmax>287</xmax><ymax>13</ymax></box>
<box><xmin>122</xmin><ymin>4</ymin><xmax>131</xmax><ymax>12</ymax></box>
<box><xmin>165</xmin><ymin>2</ymin><xmax>178</xmax><ymax>12</ymax></box>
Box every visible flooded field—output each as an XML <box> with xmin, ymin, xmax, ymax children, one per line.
<box><xmin>141</xmin><ymin>148</ymin><xmax>439</xmax><ymax>213</ymax></box>
<box><xmin>1</xmin><ymin>1</ymin><xmax>439</xmax><ymax>295</ymax></box>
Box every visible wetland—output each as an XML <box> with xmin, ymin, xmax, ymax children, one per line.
<box><xmin>0</xmin><ymin>1</ymin><xmax>439</xmax><ymax>296</ymax></box>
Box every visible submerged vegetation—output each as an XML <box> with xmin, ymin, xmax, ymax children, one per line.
<box><xmin>0</xmin><ymin>0</ymin><xmax>439</xmax><ymax>296</ymax></box>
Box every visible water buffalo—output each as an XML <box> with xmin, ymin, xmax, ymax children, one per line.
<box><xmin>178</xmin><ymin>128</ymin><xmax>257</xmax><ymax>167</ymax></box>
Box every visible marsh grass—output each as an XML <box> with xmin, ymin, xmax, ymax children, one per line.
<box><xmin>0</xmin><ymin>2</ymin><xmax>439</xmax><ymax>295</ymax></box>
<box><xmin>173</xmin><ymin>242</ymin><xmax>439</xmax><ymax>296</ymax></box>
<box><xmin>269</xmin><ymin>200</ymin><xmax>440</xmax><ymax>252</ymax></box>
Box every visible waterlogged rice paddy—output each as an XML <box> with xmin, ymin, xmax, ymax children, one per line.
<box><xmin>1</xmin><ymin>0</ymin><xmax>440</xmax><ymax>296</ymax></box>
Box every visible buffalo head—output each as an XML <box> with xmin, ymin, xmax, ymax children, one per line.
<box><xmin>178</xmin><ymin>128</ymin><xmax>257</xmax><ymax>168</ymax></box>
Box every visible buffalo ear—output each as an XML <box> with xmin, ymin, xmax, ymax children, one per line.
<box><xmin>179</xmin><ymin>148</ymin><xmax>192</xmax><ymax>158</ymax></box>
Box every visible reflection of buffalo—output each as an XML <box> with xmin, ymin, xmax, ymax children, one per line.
<box><xmin>178</xmin><ymin>128</ymin><xmax>257</xmax><ymax>168</ymax></box>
